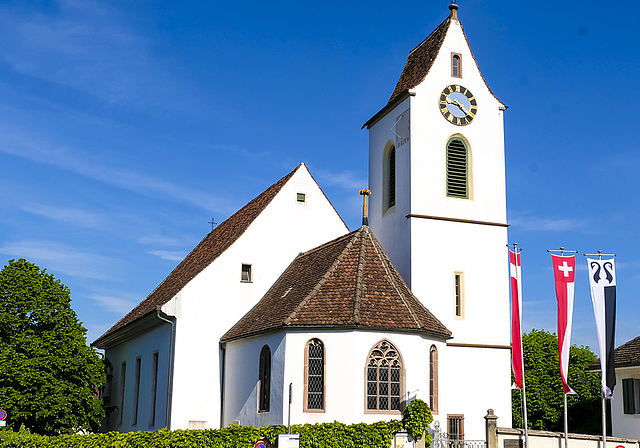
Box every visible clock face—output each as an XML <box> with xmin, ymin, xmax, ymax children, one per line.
<box><xmin>439</xmin><ymin>85</ymin><xmax>477</xmax><ymax>126</ymax></box>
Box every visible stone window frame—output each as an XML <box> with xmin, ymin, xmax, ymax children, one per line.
<box><xmin>303</xmin><ymin>338</ymin><xmax>326</xmax><ymax>413</ymax></box>
<box><xmin>364</xmin><ymin>339</ymin><xmax>405</xmax><ymax>414</ymax></box>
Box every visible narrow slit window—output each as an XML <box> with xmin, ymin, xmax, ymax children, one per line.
<box><xmin>429</xmin><ymin>345</ymin><xmax>438</xmax><ymax>414</ymax></box>
<box><xmin>454</xmin><ymin>273</ymin><xmax>464</xmax><ymax>318</ymax></box>
<box><xmin>241</xmin><ymin>264</ymin><xmax>252</xmax><ymax>283</ymax></box>
<box><xmin>258</xmin><ymin>345</ymin><xmax>271</xmax><ymax>412</ymax></box>
<box><xmin>132</xmin><ymin>357</ymin><xmax>141</xmax><ymax>426</ymax></box>
<box><xmin>119</xmin><ymin>362</ymin><xmax>126</xmax><ymax>425</ymax></box>
<box><xmin>389</xmin><ymin>146</ymin><xmax>396</xmax><ymax>209</ymax></box>
<box><xmin>452</xmin><ymin>53</ymin><xmax>462</xmax><ymax>78</ymax></box>
<box><xmin>149</xmin><ymin>351</ymin><xmax>159</xmax><ymax>427</ymax></box>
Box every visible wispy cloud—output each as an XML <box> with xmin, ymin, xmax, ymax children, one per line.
<box><xmin>509</xmin><ymin>212</ymin><xmax>591</xmax><ymax>233</ymax></box>
<box><xmin>0</xmin><ymin>240</ymin><xmax>121</xmax><ymax>280</ymax></box>
<box><xmin>315</xmin><ymin>169</ymin><xmax>366</xmax><ymax>190</ymax></box>
<box><xmin>0</xmin><ymin>131</ymin><xmax>232</xmax><ymax>213</ymax></box>
<box><xmin>19</xmin><ymin>203</ymin><xmax>106</xmax><ymax>230</ymax></box>
<box><xmin>147</xmin><ymin>250</ymin><xmax>187</xmax><ymax>261</ymax></box>
<box><xmin>138</xmin><ymin>234</ymin><xmax>195</xmax><ymax>247</ymax></box>
<box><xmin>0</xmin><ymin>0</ymin><xmax>191</xmax><ymax>110</ymax></box>
<box><xmin>89</xmin><ymin>294</ymin><xmax>138</xmax><ymax>315</ymax></box>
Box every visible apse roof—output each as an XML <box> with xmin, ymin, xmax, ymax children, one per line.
<box><xmin>221</xmin><ymin>226</ymin><xmax>451</xmax><ymax>342</ymax></box>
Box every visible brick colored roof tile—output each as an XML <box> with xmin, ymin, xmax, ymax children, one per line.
<box><xmin>221</xmin><ymin>226</ymin><xmax>451</xmax><ymax>341</ymax></box>
<box><xmin>94</xmin><ymin>164</ymin><xmax>304</xmax><ymax>345</ymax></box>
<box><xmin>589</xmin><ymin>335</ymin><xmax>640</xmax><ymax>370</ymax></box>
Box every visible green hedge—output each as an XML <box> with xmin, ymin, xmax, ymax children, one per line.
<box><xmin>0</xmin><ymin>420</ymin><xmax>404</xmax><ymax>448</ymax></box>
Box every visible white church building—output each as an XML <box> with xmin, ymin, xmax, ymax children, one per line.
<box><xmin>93</xmin><ymin>3</ymin><xmax>512</xmax><ymax>440</ymax></box>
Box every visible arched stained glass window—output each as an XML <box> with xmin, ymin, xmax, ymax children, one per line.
<box><xmin>366</xmin><ymin>339</ymin><xmax>403</xmax><ymax>412</ymax></box>
<box><xmin>305</xmin><ymin>338</ymin><xmax>324</xmax><ymax>411</ymax></box>
<box><xmin>388</xmin><ymin>146</ymin><xmax>396</xmax><ymax>209</ymax></box>
<box><xmin>258</xmin><ymin>345</ymin><xmax>271</xmax><ymax>412</ymax></box>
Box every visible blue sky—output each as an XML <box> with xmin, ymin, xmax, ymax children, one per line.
<box><xmin>0</xmin><ymin>0</ymin><xmax>638</xmax><ymax>355</ymax></box>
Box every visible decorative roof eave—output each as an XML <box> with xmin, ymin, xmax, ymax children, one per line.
<box><xmin>92</xmin><ymin>307</ymin><xmax>174</xmax><ymax>350</ymax></box>
<box><xmin>362</xmin><ymin>90</ymin><xmax>414</xmax><ymax>130</ymax></box>
<box><xmin>220</xmin><ymin>323</ymin><xmax>453</xmax><ymax>344</ymax></box>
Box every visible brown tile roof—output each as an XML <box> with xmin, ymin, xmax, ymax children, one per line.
<box><xmin>387</xmin><ymin>14</ymin><xmax>505</xmax><ymax>107</ymax></box>
<box><xmin>589</xmin><ymin>336</ymin><xmax>640</xmax><ymax>370</ymax></box>
<box><xmin>94</xmin><ymin>164</ymin><xmax>304</xmax><ymax>345</ymax></box>
<box><xmin>221</xmin><ymin>226</ymin><xmax>451</xmax><ymax>342</ymax></box>
<box><xmin>388</xmin><ymin>17</ymin><xmax>451</xmax><ymax>103</ymax></box>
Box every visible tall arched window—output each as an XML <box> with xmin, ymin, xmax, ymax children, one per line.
<box><xmin>388</xmin><ymin>146</ymin><xmax>396</xmax><ymax>209</ymax></box>
<box><xmin>446</xmin><ymin>137</ymin><xmax>469</xmax><ymax>198</ymax></box>
<box><xmin>258</xmin><ymin>345</ymin><xmax>271</xmax><ymax>412</ymax></box>
<box><xmin>304</xmin><ymin>338</ymin><xmax>325</xmax><ymax>411</ymax></box>
<box><xmin>452</xmin><ymin>53</ymin><xmax>462</xmax><ymax>78</ymax></box>
<box><xmin>429</xmin><ymin>345</ymin><xmax>438</xmax><ymax>414</ymax></box>
<box><xmin>366</xmin><ymin>339</ymin><xmax>404</xmax><ymax>412</ymax></box>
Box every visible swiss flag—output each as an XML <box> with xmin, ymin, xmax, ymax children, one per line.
<box><xmin>552</xmin><ymin>254</ymin><xmax>576</xmax><ymax>395</ymax></box>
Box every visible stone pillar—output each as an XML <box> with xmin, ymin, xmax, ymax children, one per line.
<box><xmin>485</xmin><ymin>409</ymin><xmax>498</xmax><ymax>448</ymax></box>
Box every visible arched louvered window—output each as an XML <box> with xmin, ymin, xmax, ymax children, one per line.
<box><xmin>304</xmin><ymin>338</ymin><xmax>325</xmax><ymax>411</ymax></box>
<box><xmin>388</xmin><ymin>146</ymin><xmax>396</xmax><ymax>209</ymax></box>
<box><xmin>366</xmin><ymin>339</ymin><xmax>404</xmax><ymax>412</ymax></box>
<box><xmin>446</xmin><ymin>137</ymin><xmax>469</xmax><ymax>198</ymax></box>
<box><xmin>429</xmin><ymin>345</ymin><xmax>439</xmax><ymax>414</ymax></box>
<box><xmin>258</xmin><ymin>345</ymin><xmax>271</xmax><ymax>412</ymax></box>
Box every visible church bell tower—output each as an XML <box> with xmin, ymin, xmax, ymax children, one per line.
<box><xmin>364</xmin><ymin>2</ymin><xmax>512</xmax><ymax>434</ymax></box>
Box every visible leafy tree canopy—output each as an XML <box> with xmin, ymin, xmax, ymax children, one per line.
<box><xmin>0</xmin><ymin>259</ymin><xmax>106</xmax><ymax>435</ymax></box>
<box><xmin>512</xmin><ymin>329</ymin><xmax>602</xmax><ymax>435</ymax></box>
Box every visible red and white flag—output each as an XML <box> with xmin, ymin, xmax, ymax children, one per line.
<box><xmin>509</xmin><ymin>249</ymin><xmax>524</xmax><ymax>389</ymax></box>
<box><xmin>551</xmin><ymin>254</ymin><xmax>576</xmax><ymax>395</ymax></box>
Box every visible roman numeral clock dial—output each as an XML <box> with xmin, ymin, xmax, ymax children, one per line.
<box><xmin>439</xmin><ymin>85</ymin><xmax>478</xmax><ymax>126</ymax></box>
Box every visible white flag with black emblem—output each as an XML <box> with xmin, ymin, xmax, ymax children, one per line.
<box><xmin>587</xmin><ymin>258</ymin><xmax>617</xmax><ymax>398</ymax></box>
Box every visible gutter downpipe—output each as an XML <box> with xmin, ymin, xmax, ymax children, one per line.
<box><xmin>156</xmin><ymin>306</ymin><xmax>176</xmax><ymax>430</ymax></box>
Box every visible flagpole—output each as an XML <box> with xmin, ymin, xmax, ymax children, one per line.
<box><xmin>508</xmin><ymin>243</ymin><xmax>529</xmax><ymax>448</ymax></box>
<box><xmin>548</xmin><ymin>247</ymin><xmax>578</xmax><ymax>448</ymax></box>
<box><xmin>584</xmin><ymin>250</ymin><xmax>616</xmax><ymax>448</ymax></box>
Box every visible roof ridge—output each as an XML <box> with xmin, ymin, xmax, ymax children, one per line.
<box><xmin>283</xmin><ymin>229</ymin><xmax>360</xmax><ymax>325</ymax></box>
<box><xmin>366</xmin><ymin>228</ymin><xmax>421</xmax><ymax>328</ymax></box>
<box><xmin>408</xmin><ymin>16</ymin><xmax>450</xmax><ymax>56</ymax></box>
<box><xmin>94</xmin><ymin>163</ymin><xmax>304</xmax><ymax>345</ymax></box>
<box><xmin>353</xmin><ymin>228</ymin><xmax>367</xmax><ymax>325</ymax></box>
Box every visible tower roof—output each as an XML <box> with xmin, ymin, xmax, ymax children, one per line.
<box><xmin>94</xmin><ymin>164</ymin><xmax>310</xmax><ymax>345</ymax></box>
<box><xmin>221</xmin><ymin>226</ymin><xmax>451</xmax><ymax>342</ymax></box>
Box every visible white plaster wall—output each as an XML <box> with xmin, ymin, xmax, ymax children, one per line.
<box><xmin>164</xmin><ymin>166</ymin><xmax>349</xmax><ymax>430</ymax></box>
<box><xmin>612</xmin><ymin>367</ymin><xmax>640</xmax><ymax>439</ymax></box>
<box><xmin>225</xmin><ymin>329</ymin><xmax>447</xmax><ymax>427</ymax></box>
<box><xmin>368</xmin><ymin>98</ymin><xmax>413</xmax><ymax>286</ymax></box>
<box><xmin>103</xmin><ymin>323</ymin><xmax>172</xmax><ymax>432</ymax></box>
<box><xmin>223</xmin><ymin>333</ymin><xmax>287</xmax><ymax>427</ymax></box>
<box><xmin>437</xmin><ymin>344</ymin><xmax>512</xmax><ymax>439</ymax></box>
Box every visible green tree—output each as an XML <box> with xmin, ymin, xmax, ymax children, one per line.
<box><xmin>0</xmin><ymin>259</ymin><xmax>106</xmax><ymax>435</ymax></box>
<box><xmin>512</xmin><ymin>329</ymin><xmax>602</xmax><ymax>435</ymax></box>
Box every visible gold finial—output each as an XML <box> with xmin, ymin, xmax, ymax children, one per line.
<box><xmin>359</xmin><ymin>189</ymin><xmax>371</xmax><ymax>227</ymax></box>
<box><xmin>449</xmin><ymin>0</ymin><xmax>459</xmax><ymax>20</ymax></box>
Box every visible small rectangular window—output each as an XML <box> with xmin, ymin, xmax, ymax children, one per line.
<box><xmin>149</xmin><ymin>351</ymin><xmax>159</xmax><ymax>427</ymax></box>
<box><xmin>296</xmin><ymin>193</ymin><xmax>307</xmax><ymax>203</ymax></box>
<box><xmin>241</xmin><ymin>264</ymin><xmax>252</xmax><ymax>282</ymax></box>
<box><xmin>448</xmin><ymin>415</ymin><xmax>464</xmax><ymax>440</ymax></box>
<box><xmin>451</xmin><ymin>53</ymin><xmax>462</xmax><ymax>78</ymax></box>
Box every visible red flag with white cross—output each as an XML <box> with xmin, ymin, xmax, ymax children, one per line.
<box><xmin>551</xmin><ymin>254</ymin><xmax>576</xmax><ymax>395</ymax></box>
